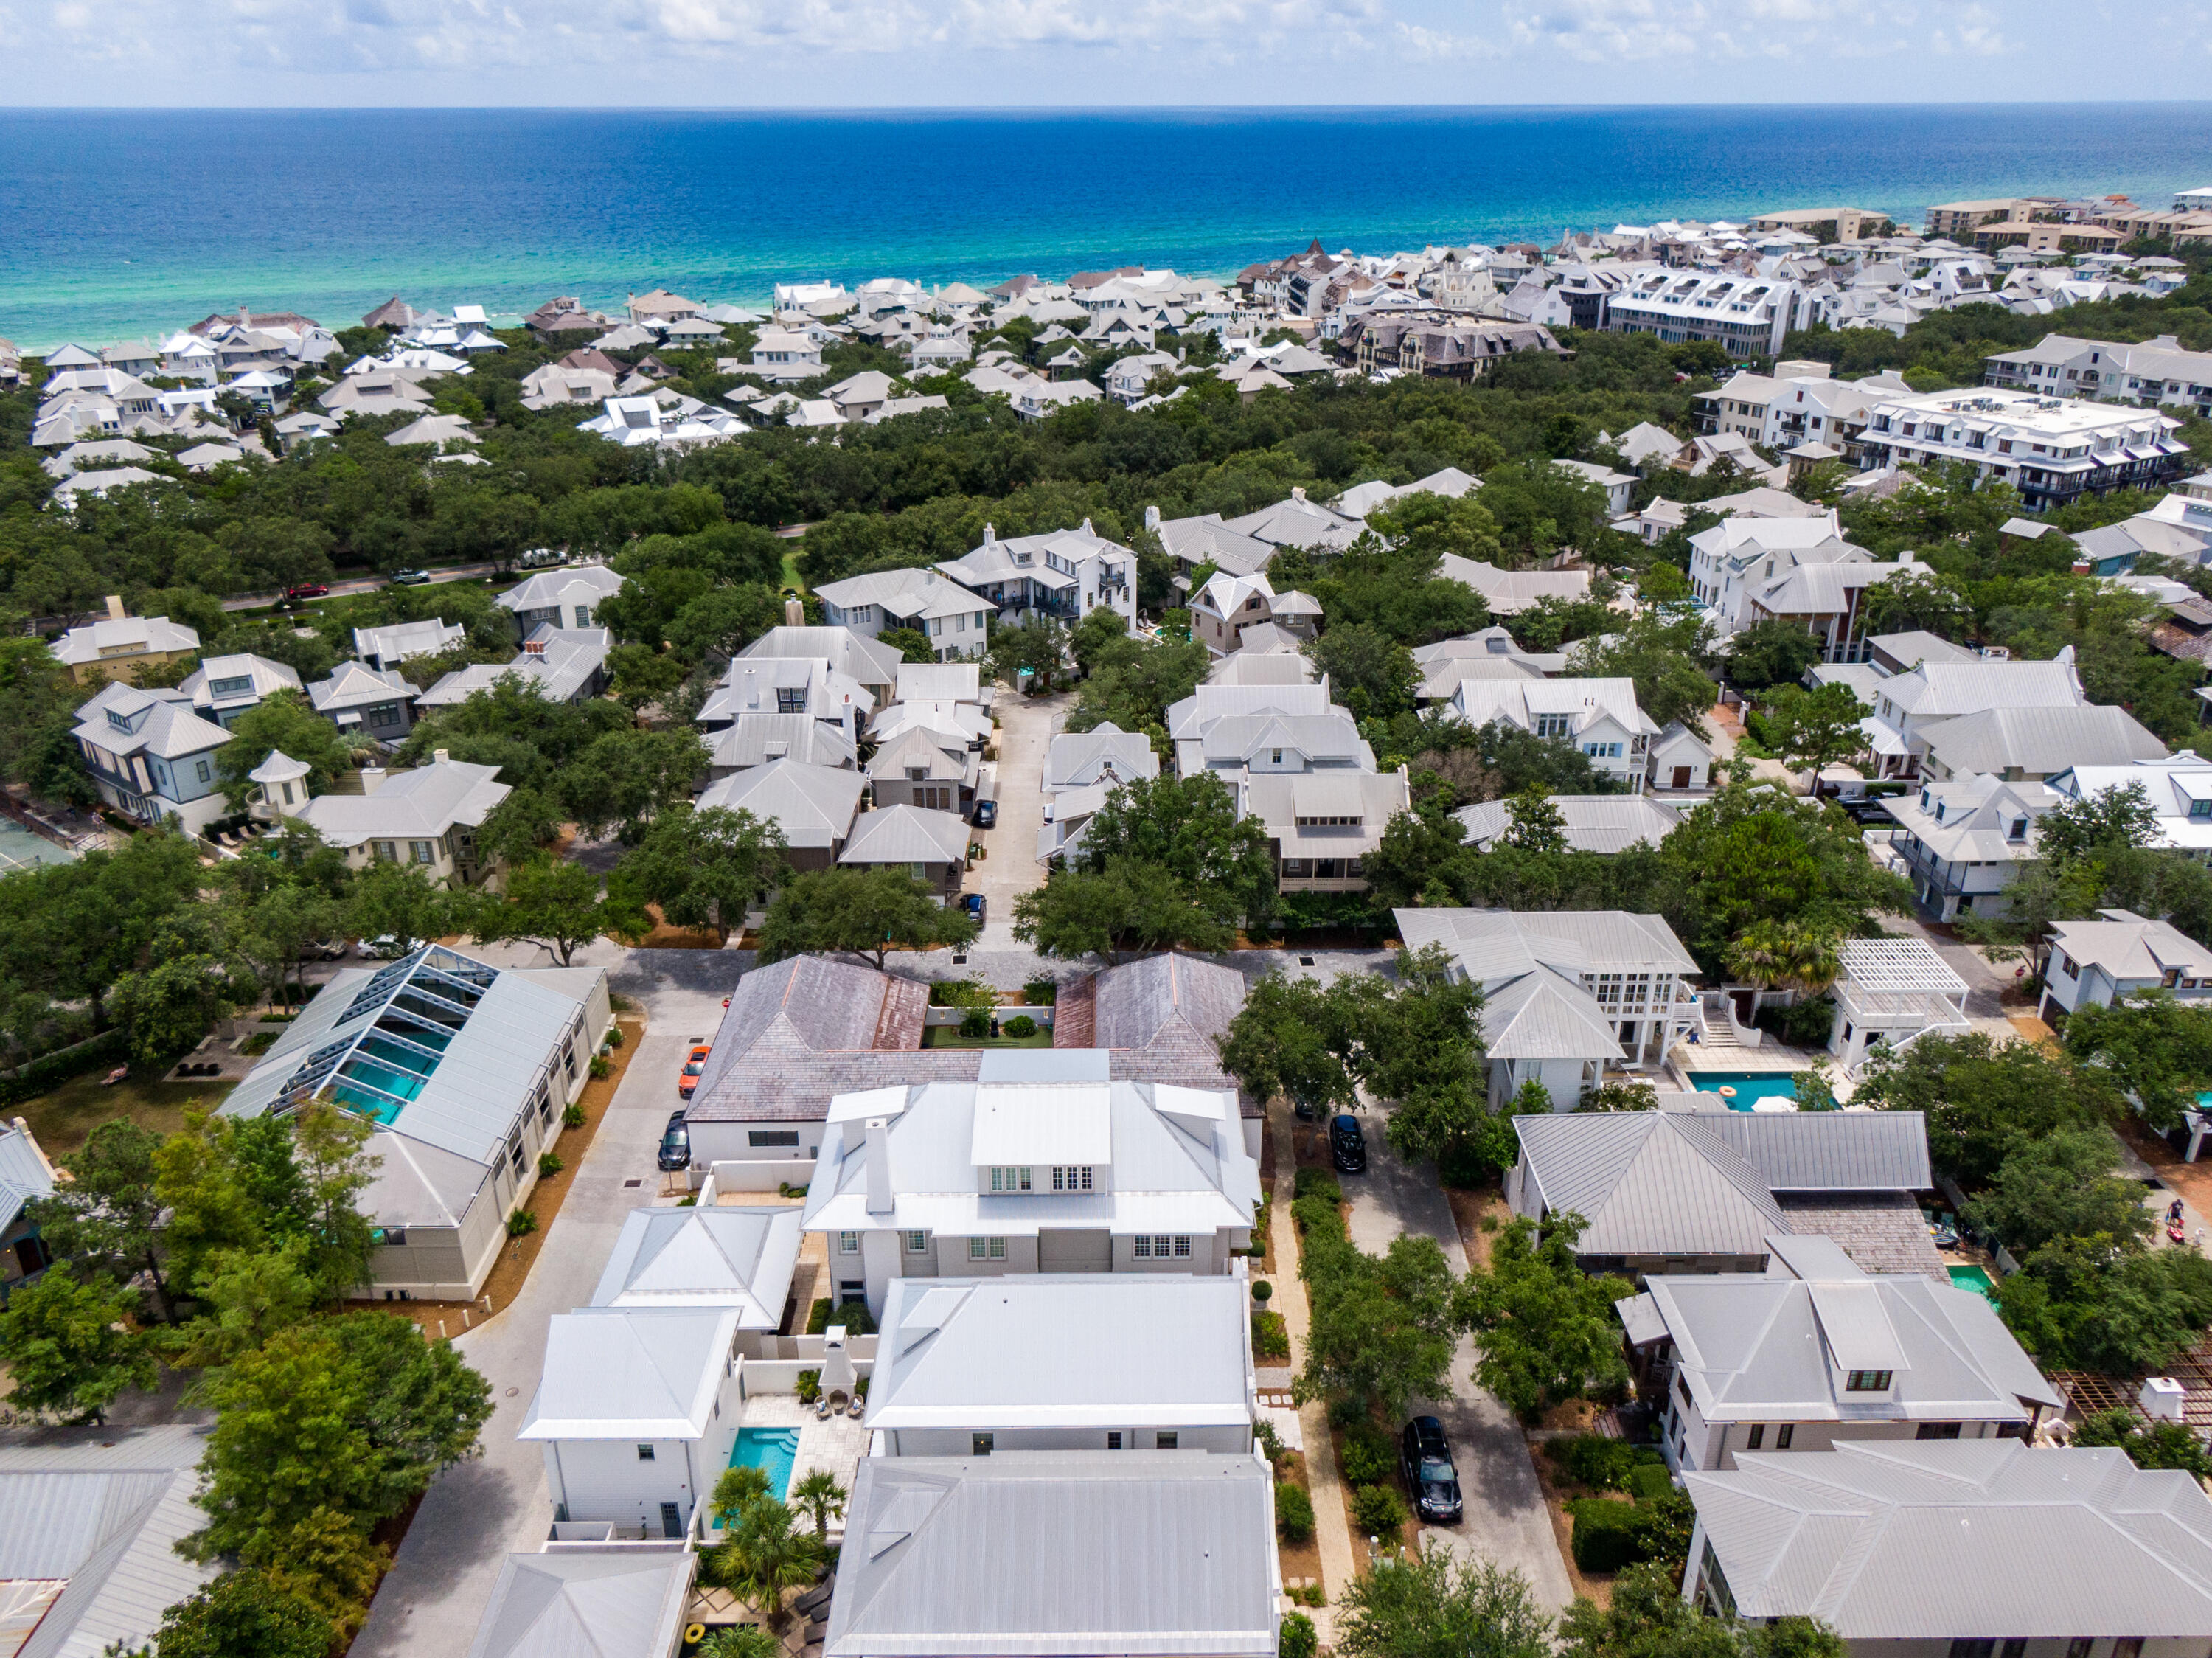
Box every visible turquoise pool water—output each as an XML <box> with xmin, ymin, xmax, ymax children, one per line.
<box><xmin>731</xmin><ymin>1426</ymin><xmax>799</xmax><ymax>1499</ymax></box>
<box><xmin>1948</xmin><ymin>1264</ymin><xmax>1999</xmax><ymax>1304</ymax></box>
<box><xmin>1689</xmin><ymin>1072</ymin><xmax>1803</xmax><ymax>1110</ymax></box>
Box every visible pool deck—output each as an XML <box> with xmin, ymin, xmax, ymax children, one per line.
<box><xmin>737</xmin><ymin>1392</ymin><xmax>869</xmax><ymax>1529</ymax></box>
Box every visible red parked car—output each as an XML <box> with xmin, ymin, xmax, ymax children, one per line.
<box><xmin>284</xmin><ymin>582</ymin><xmax>330</xmax><ymax>600</ymax></box>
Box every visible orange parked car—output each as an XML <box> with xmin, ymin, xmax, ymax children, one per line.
<box><xmin>678</xmin><ymin>1044</ymin><xmax>712</xmax><ymax>1100</ymax></box>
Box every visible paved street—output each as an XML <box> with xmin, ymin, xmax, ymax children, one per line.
<box><xmin>217</xmin><ymin>561</ymin><xmax>500</xmax><ymax>612</ymax></box>
<box><xmin>1342</xmin><ymin>1107</ymin><xmax>1577</xmax><ymax>1612</ymax></box>
<box><xmin>351</xmin><ymin>945</ymin><xmax>740</xmax><ymax>1658</ymax></box>
<box><xmin>967</xmin><ymin>688</ymin><xmax>1065</xmax><ymax>948</ymax></box>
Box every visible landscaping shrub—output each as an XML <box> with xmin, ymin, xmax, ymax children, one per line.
<box><xmin>563</xmin><ymin>1103</ymin><xmax>585</xmax><ymax>1130</ymax></box>
<box><xmin>605</xmin><ymin>1024</ymin><xmax>625</xmax><ymax>1048</ymax></box>
<box><xmin>537</xmin><ymin>1151</ymin><xmax>563</xmax><ymax>1177</ymax></box>
<box><xmin>959</xmin><ymin>1007</ymin><xmax>992</xmax><ymax>1040</ymax></box>
<box><xmin>506</xmin><ymin>1209</ymin><xmax>538</xmax><ymax>1238</ymax></box>
<box><xmin>1352</xmin><ymin>1483</ymin><xmax>1408</xmax><ymax>1540</ymax></box>
<box><xmin>1293</xmin><ymin>1168</ymin><xmax>1342</xmax><ymax>1204</ymax></box>
<box><xmin>1255</xmin><ymin>1419</ymin><xmax>1287</xmax><ymax>1468</ymax></box>
<box><xmin>588</xmin><ymin>1053</ymin><xmax>611</xmax><ymax>1079</ymax></box>
<box><xmin>807</xmin><ymin>1298</ymin><xmax>834</xmax><ymax>1334</ymax></box>
<box><xmin>1275</xmin><ymin>1481</ymin><xmax>1315</xmax><ymax>1542</ymax></box>
<box><xmin>807</xmin><ymin>1299</ymin><xmax>876</xmax><ymax>1336</ymax></box>
<box><xmin>1754</xmin><ymin>995</ymin><xmax>1837</xmax><ymax>1048</ymax></box>
<box><xmin>1003</xmin><ymin>1015</ymin><xmax>1037</xmax><ymax>1038</ymax></box>
<box><xmin>1281</xmin><ymin>1613</ymin><xmax>1318</xmax><ymax>1658</ymax></box>
<box><xmin>930</xmin><ymin>977</ymin><xmax>998</xmax><ymax>1008</ymax></box>
<box><xmin>1022</xmin><ymin>978</ymin><xmax>1059</xmax><ymax>1005</ymax></box>
<box><xmin>1251</xmin><ymin>1311</ymin><xmax>1290</xmax><ymax>1361</ymax></box>
<box><xmin>796</xmin><ymin>1369</ymin><xmax>821</xmax><ymax>1404</ymax></box>
<box><xmin>1340</xmin><ymin>1423</ymin><xmax>1396</xmax><ymax>1486</ymax></box>
<box><xmin>1290</xmin><ymin>1196</ymin><xmax>1343</xmax><ymax>1240</ymax></box>
<box><xmin>1328</xmin><ymin>1396</ymin><xmax>1369</xmax><ymax>1431</ymax></box>
<box><xmin>1568</xmin><ymin>1499</ymin><xmax>1649</xmax><ymax>1572</ymax></box>
<box><xmin>1252</xmin><ymin>1280</ymin><xmax>1273</xmax><ymax>1305</ymax></box>
<box><xmin>1627</xmin><ymin>1463</ymin><xmax>1677</xmax><ymax>1502</ymax></box>
<box><xmin>1547</xmin><ymin>1433</ymin><xmax>1638</xmax><ymax>1491</ymax></box>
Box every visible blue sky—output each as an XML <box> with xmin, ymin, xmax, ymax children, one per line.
<box><xmin>1</xmin><ymin>0</ymin><xmax>2205</xmax><ymax>105</ymax></box>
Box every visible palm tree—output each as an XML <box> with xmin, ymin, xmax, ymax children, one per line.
<box><xmin>716</xmin><ymin>1498</ymin><xmax>822</xmax><ymax>1628</ymax></box>
<box><xmin>790</xmin><ymin>1468</ymin><xmax>849</xmax><ymax>1542</ymax></box>
<box><xmin>698</xmin><ymin>1626</ymin><xmax>782</xmax><ymax>1658</ymax></box>
<box><xmin>711</xmin><ymin>1464</ymin><xmax>773</xmax><ymax>1531</ymax></box>
<box><xmin>1725</xmin><ymin>920</ymin><xmax>1840</xmax><ymax>995</ymax></box>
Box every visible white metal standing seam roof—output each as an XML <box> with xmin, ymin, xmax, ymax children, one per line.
<box><xmin>0</xmin><ymin>1426</ymin><xmax>220</xmax><ymax>1658</ymax></box>
<box><xmin>1915</xmin><ymin>704</ymin><xmax>2169</xmax><ymax>777</ymax></box>
<box><xmin>1635</xmin><ymin>1252</ymin><xmax>2058</xmax><ymax>1424</ymax></box>
<box><xmin>825</xmin><ymin>1452</ymin><xmax>1278</xmax><ymax>1658</ymax></box>
<box><xmin>220</xmin><ymin>946</ymin><xmax>594</xmax><ymax>1168</ymax></box>
<box><xmin>1684</xmin><ymin>1441</ymin><xmax>2212</xmax><ymax>1639</ymax></box>
<box><xmin>1043</xmin><ymin>724</ymin><xmax>1159</xmax><ymax>791</ymax></box>
<box><xmin>867</xmin><ymin>1274</ymin><xmax>1253</xmax><ymax>1431</ymax></box>
<box><xmin>1456</xmin><ymin>794</ymin><xmax>1682</xmax><ymax>854</ymax></box>
<box><xmin>840</xmin><ymin>805</ymin><xmax>973</xmax><ymax>867</ymax></box>
<box><xmin>495</xmin><ymin>563</ymin><xmax>625</xmax><ymax>614</ymax></box>
<box><xmin>518</xmin><ymin>1307</ymin><xmax>740</xmax><ymax>1440</ymax></box>
<box><xmin>465</xmin><ymin>1548</ymin><xmax>694</xmax><ymax>1658</ymax></box>
<box><xmin>698</xmin><ymin>757</ymin><xmax>866</xmax><ymax>850</ymax></box>
<box><xmin>2048</xmin><ymin>908</ymin><xmax>2212</xmax><ymax>980</ymax></box>
<box><xmin>0</xmin><ymin>1123</ymin><xmax>56</xmax><ymax>1233</ymax></box>
<box><xmin>803</xmin><ymin>1069</ymin><xmax>1259</xmax><ymax>1242</ymax></box>
<box><xmin>588</xmin><ymin>1207</ymin><xmax>803</xmax><ymax>1325</ymax></box>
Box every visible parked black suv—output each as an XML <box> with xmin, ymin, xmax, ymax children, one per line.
<box><xmin>657</xmin><ymin>1109</ymin><xmax>692</xmax><ymax>1173</ymax></box>
<box><xmin>1330</xmin><ymin>1114</ymin><xmax>1367</xmax><ymax>1173</ymax></box>
<box><xmin>1400</xmin><ymin>1416</ymin><xmax>1464</xmax><ymax>1524</ymax></box>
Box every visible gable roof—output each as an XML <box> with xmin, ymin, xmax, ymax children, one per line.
<box><xmin>1043</xmin><ymin>723</ymin><xmax>1159</xmax><ymax>792</ymax></box>
<box><xmin>1916</xmin><ymin>703</ymin><xmax>2168</xmax><ymax>777</ymax></box>
<box><xmin>698</xmin><ymin>758</ymin><xmax>865</xmax><ymax>850</ymax></box>
<box><xmin>293</xmin><ymin>756</ymin><xmax>509</xmax><ymax>847</ymax></box>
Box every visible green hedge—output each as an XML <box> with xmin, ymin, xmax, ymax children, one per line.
<box><xmin>0</xmin><ymin>1029</ymin><xmax>131</xmax><ymax>1106</ymax></box>
<box><xmin>1568</xmin><ymin>1499</ymin><xmax>1650</xmax><ymax>1573</ymax></box>
<box><xmin>1627</xmin><ymin>1463</ymin><xmax>1677</xmax><ymax>1502</ymax></box>
<box><xmin>1293</xmin><ymin>1168</ymin><xmax>1342</xmax><ymax>1203</ymax></box>
<box><xmin>1289</xmin><ymin>1195</ymin><xmax>1343</xmax><ymax>1241</ymax></box>
<box><xmin>1546</xmin><ymin>1433</ymin><xmax>1639</xmax><ymax>1491</ymax></box>
<box><xmin>1340</xmin><ymin>1423</ymin><xmax>1395</xmax><ymax>1486</ymax></box>
<box><xmin>1281</xmin><ymin>1612</ymin><xmax>1318</xmax><ymax>1658</ymax></box>
<box><xmin>1352</xmin><ymin>1483</ymin><xmax>1408</xmax><ymax>1540</ymax></box>
<box><xmin>1275</xmin><ymin>1481</ymin><xmax>1315</xmax><ymax>1542</ymax></box>
<box><xmin>807</xmin><ymin>1298</ymin><xmax>879</xmax><ymax>1336</ymax></box>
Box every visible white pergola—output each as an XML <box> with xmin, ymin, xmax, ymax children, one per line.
<box><xmin>1829</xmin><ymin>937</ymin><xmax>1971</xmax><ymax>1074</ymax></box>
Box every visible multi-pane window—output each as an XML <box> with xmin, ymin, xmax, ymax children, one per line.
<box><xmin>1745</xmin><ymin>1424</ymin><xmax>1764</xmax><ymax>1450</ymax></box>
<box><xmin>372</xmin><ymin>840</ymin><xmax>397</xmax><ymax>862</ymax></box>
<box><xmin>636</xmin><ymin>1444</ymin><xmax>655</xmax><ymax>1461</ymax></box>
<box><xmin>410</xmin><ymin>840</ymin><xmax>435</xmax><ymax>864</ymax></box>
<box><xmin>968</xmin><ymin>1236</ymin><xmax>1006</xmax><ymax>1260</ymax></box>
<box><xmin>1775</xmin><ymin>1423</ymin><xmax>1794</xmax><ymax>1449</ymax></box>
<box><xmin>838</xmin><ymin>1231</ymin><xmax>860</xmax><ymax>1254</ymax></box>
<box><xmin>1845</xmin><ymin>1370</ymin><xmax>1892</xmax><ymax>1392</ymax></box>
<box><xmin>1049</xmin><ymin>1165</ymin><xmax>1093</xmax><ymax>1191</ymax></box>
<box><xmin>988</xmin><ymin>1166</ymin><xmax>1032</xmax><ymax>1192</ymax></box>
<box><xmin>905</xmin><ymin>1231</ymin><xmax>928</xmax><ymax>1254</ymax></box>
<box><xmin>1133</xmin><ymin>1235</ymin><xmax>1192</xmax><ymax>1259</ymax></box>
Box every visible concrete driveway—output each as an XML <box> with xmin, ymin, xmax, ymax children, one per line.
<box><xmin>966</xmin><ymin>689</ymin><xmax>1065</xmax><ymax>949</ymax></box>
<box><xmin>1341</xmin><ymin>1108</ymin><xmax>1576</xmax><ymax>1612</ymax></box>
<box><xmin>351</xmin><ymin>944</ymin><xmax>742</xmax><ymax>1658</ymax></box>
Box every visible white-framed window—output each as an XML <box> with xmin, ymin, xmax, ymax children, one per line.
<box><xmin>195</xmin><ymin>759</ymin><xmax>212</xmax><ymax>783</ymax></box>
<box><xmin>1138</xmin><ymin>1235</ymin><xmax>1186</xmax><ymax>1258</ymax></box>
<box><xmin>1157</xmin><ymin>1430</ymin><xmax>1179</xmax><ymax>1449</ymax></box>
<box><xmin>988</xmin><ymin>1165</ymin><xmax>1032</xmax><ymax>1192</ymax></box>
<box><xmin>967</xmin><ymin>1235</ymin><xmax>1007</xmax><ymax>1260</ymax></box>
<box><xmin>905</xmin><ymin>1230</ymin><xmax>928</xmax><ymax>1254</ymax></box>
<box><xmin>1050</xmin><ymin>1165</ymin><xmax>1093</xmax><ymax>1191</ymax></box>
<box><xmin>838</xmin><ymin>1230</ymin><xmax>860</xmax><ymax>1254</ymax></box>
<box><xmin>636</xmin><ymin>1444</ymin><xmax>655</xmax><ymax>1460</ymax></box>
<box><xmin>1172</xmin><ymin>1235</ymin><xmax>1192</xmax><ymax>1258</ymax></box>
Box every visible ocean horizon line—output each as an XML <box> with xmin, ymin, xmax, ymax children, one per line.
<box><xmin>6</xmin><ymin>99</ymin><xmax>2212</xmax><ymax>114</ymax></box>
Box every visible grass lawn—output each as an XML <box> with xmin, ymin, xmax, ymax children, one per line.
<box><xmin>921</xmin><ymin>1026</ymin><xmax>1054</xmax><ymax>1050</ymax></box>
<box><xmin>15</xmin><ymin>1072</ymin><xmax>230</xmax><ymax>1157</ymax></box>
<box><xmin>780</xmin><ymin>550</ymin><xmax>805</xmax><ymax>593</ymax></box>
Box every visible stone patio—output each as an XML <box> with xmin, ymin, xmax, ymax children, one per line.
<box><xmin>741</xmin><ymin>1392</ymin><xmax>870</xmax><ymax>1531</ymax></box>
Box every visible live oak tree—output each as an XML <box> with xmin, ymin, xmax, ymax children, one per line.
<box><xmin>0</xmin><ymin>1272</ymin><xmax>156</xmax><ymax>1423</ymax></box>
<box><xmin>28</xmin><ymin>1119</ymin><xmax>186</xmax><ymax>1322</ymax></box>
<box><xmin>215</xmin><ymin>690</ymin><xmax>355</xmax><ymax>811</ymax></box>
<box><xmin>756</xmin><ymin>866</ymin><xmax>980</xmax><ymax>968</ymax></box>
<box><xmin>606</xmin><ymin>805</ymin><xmax>787</xmax><ymax>944</ymax></box>
<box><xmin>1074</xmin><ymin>773</ymin><xmax>1278</xmax><ymax>934</ymax></box>
<box><xmin>1013</xmin><ymin>859</ymin><xmax>1235</xmax><ymax>963</ymax></box>
<box><xmin>1458</xmin><ymin>1213</ymin><xmax>1631</xmax><ymax>1421</ymax></box>
<box><xmin>479</xmin><ymin>856</ymin><xmax>612</xmax><ymax>966</ymax></box>
<box><xmin>1337</xmin><ymin>1551</ymin><xmax>1552</xmax><ymax>1658</ymax></box>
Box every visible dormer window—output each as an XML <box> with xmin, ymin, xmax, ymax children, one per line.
<box><xmin>1049</xmin><ymin>1165</ymin><xmax>1094</xmax><ymax>1191</ymax></box>
<box><xmin>2191</xmin><ymin>799</ymin><xmax>2211</xmax><ymax>820</ymax></box>
<box><xmin>987</xmin><ymin>1165</ymin><xmax>1032</xmax><ymax>1193</ymax></box>
<box><xmin>1919</xmin><ymin>788</ymin><xmax>1932</xmax><ymax>811</ymax></box>
<box><xmin>1845</xmin><ymin>1370</ymin><xmax>1893</xmax><ymax>1392</ymax></box>
<box><xmin>2007</xmin><ymin>817</ymin><xmax>2028</xmax><ymax>842</ymax></box>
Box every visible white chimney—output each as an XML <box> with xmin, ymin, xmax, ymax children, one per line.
<box><xmin>103</xmin><ymin>594</ymin><xmax>126</xmax><ymax>622</ymax></box>
<box><xmin>821</xmin><ymin>1325</ymin><xmax>858</xmax><ymax>1401</ymax></box>
<box><xmin>359</xmin><ymin>766</ymin><xmax>386</xmax><ymax>796</ymax></box>
<box><xmin>784</xmin><ymin>595</ymin><xmax>804</xmax><ymax>626</ymax></box>
<box><xmin>1291</xmin><ymin>485</ymin><xmax>1307</xmax><ymax>502</ymax></box>
<box><xmin>433</xmin><ymin>747</ymin><xmax>451</xmax><ymax>765</ymax></box>
<box><xmin>864</xmin><ymin>1117</ymin><xmax>894</xmax><ymax>1215</ymax></box>
<box><xmin>1144</xmin><ymin>504</ymin><xmax>1161</xmax><ymax>532</ymax></box>
<box><xmin>2142</xmin><ymin>1376</ymin><xmax>2187</xmax><ymax>1423</ymax></box>
<box><xmin>743</xmin><ymin>670</ymin><xmax>761</xmax><ymax>710</ymax></box>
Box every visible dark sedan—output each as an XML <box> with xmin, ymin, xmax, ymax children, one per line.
<box><xmin>1330</xmin><ymin>1113</ymin><xmax>1367</xmax><ymax>1173</ymax></box>
<box><xmin>1400</xmin><ymin>1416</ymin><xmax>1464</xmax><ymax>1524</ymax></box>
<box><xmin>657</xmin><ymin>1109</ymin><xmax>691</xmax><ymax>1172</ymax></box>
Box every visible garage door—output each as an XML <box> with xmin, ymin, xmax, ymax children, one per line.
<box><xmin>1037</xmin><ymin>1229</ymin><xmax>1112</xmax><ymax>1272</ymax></box>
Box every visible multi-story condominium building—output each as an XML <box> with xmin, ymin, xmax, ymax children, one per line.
<box><xmin>1853</xmin><ymin>387</ymin><xmax>2189</xmax><ymax>512</ymax></box>
<box><xmin>1983</xmin><ymin>333</ymin><xmax>2212</xmax><ymax>422</ymax></box>
<box><xmin>814</xmin><ymin>567</ymin><xmax>995</xmax><ymax>662</ymax></box>
<box><xmin>1602</xmin><ymin>272</ymin><xmax>1821</xmax><ymax>358</ymax></box>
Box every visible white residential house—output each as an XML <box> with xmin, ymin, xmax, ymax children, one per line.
<box><xmin>936</xmin><ymin>522</ymin><xmax>1137</xmax><ymax>631</ymax></box>
<box><xmin>1648</xmin><ymin>724</ymin><xmax>1718</xmax><ymax>794</ymax></box>
<box><xmin>1826</xmin><ymin>935</ymin><xmax>1972</xmax><ymax>1075</ymax></box>
<box><xmin>1450</xmin><ymin>677</ymin><xmax>1660</xmax><ymax>791</ymax></box>
<box><xmin>496</xmin><ymin>564</ymin><xmax>625</xmax><ymax>638</ymax></box>
<box><xmin>1168</xmin><ymin>684</ymin><xmax>1374</xmax><ymax>782</ymax></box>
<box><xmin>799</xmin><ymin>1048</ymin><xmax>1260</xmax><ymax>1319</ymax></box>
<box><xmin>70</xmin><ymin>683</ymin><xmax>233</xmax><ymax>833</ymax></box>
<box><xmin>1624</xmin><ymin>1234</ymin><xmax>2056</xmax><ymax>1477</ymax></box>
<box><xmin>1914</xmin><ymin>703</ymin><xmax>2168</xmax><ymax>785</ymax></box>
<box><xmin>2045</xmin><ymin>753</ymin><xmax>2212</xmax><ymax>853</ymax></box>
<box><xmin>415</xmin><ymin>628</ymin><xmax>611</xmax><ymax>711</ymax></box>
<box><xmin>739</xmin><ymin>627</ymin><xmax>902</xmax><ymax>710</ymax></box>
<box><xmin>2040</xmin><ymin>909</ymin><xmax>2212</xmax><ymax>1024</ymax></box>
<box><xmin>177</xmin><ymin>652</ymin><xmax>302</xmax><ymax>729</ymax></box>
<box><xmin>705</xmin><ymin>713</ymin><xmax>858</xmax><ymax>781</ymax></box>
<box><xmin>700</xmin><ymin>656</ymin><xmax>873</xmax><ymax>742</ymax></box>
<box><xmin>1555</xmin><ymin>459</ymin><xmax>1636</xmax><ymax>516</ymax></box>
<box><xmin>1683</xmin><ymin>1440</ymin><xmax>2212</xmax><ymax>1658</ymax></box>
<box><xmin>354</xmin><ymin>617</ymin><xmax>465</xmax><ymax>670</ymax></box>
<box><xmin>1038</xmin><ymin>722</ymin><xmax>1160</xmax><ymax>864</ymax></box>
<box><xmin>1395</xmin><ymin>907</ymin><xmax>1700</xmax><ymax>1096</ymax></box>
<box><xmin>1435</xmin><ymin>555</ymin><xmax>1594</xmax><ymax>617</ymax></box>
<box><xmin>465</xmin><ymin>1550</ymin><xmax>695</xmax><ymax>1658</ymax></box>
<box><xmin>588</xmin><ymin>1206</ymin><xmax>802</xmax><ymax>1329</ymax></box>
<box><xmin>280</xmin><ymin>751</ymin><xmax>512</xmax><ymax>887</ymax></box>
<box><xmin>748</xmin><ymin>328</ymin><xmax>825</xmax><ymax>381</ymax></box>
<box><xmin>1688</xmin><ymin>516</ymin><xmax>1914</xmax><ymax>661</ymax></box>
<box><xmin>1413</xmin><ymin>629</ymin><xmax>1567</xmax><ymax>700</ymax></box>
<box><xmin>1865</xmin><ymin>651</ymin><xmax>2089</xmax><ymax>778</ymax></box>
<box><xmin>520</xmin><ymin>1307</ymin><xmax>745</xmax><ymax>1537</ymax></box>
<box><xmin>1456</xmin><ymin>794</ymin><xmax>1680</xmax><ymax>853</ymax></box>
<box><xmin>813</xmin><ymin>567</ymin><xmax>994</xmax><ymax>662</ymax></box>
<box><xmin>1885</xmin><ymin>772</ymin><xmax>2058</xmax><ymax>921</ymax></box>
<box><xmin>1242</xmin><ymin>769</ymin><xmax>1411</xmax><ymax>895</ymax></box>
<box><xmin>866</xmin><ymin>1273</ymin><xmax>1255</xmax><ymax>1455</ymax></box>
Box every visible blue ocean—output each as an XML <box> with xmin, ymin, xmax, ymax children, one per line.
<box><xmin>3</xmin><ymin>104</ymin><xmax>2211</xmax><ymax>347</ymax></box>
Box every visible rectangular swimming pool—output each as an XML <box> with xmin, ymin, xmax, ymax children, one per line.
<box><xmin>1947</xmin><ymin>1263</ymin><xmax>1998</xmax><ymax>1304</ymax></box>
<box><xmin>730</xmin><ymin>1425</ymin><xmax>799</xmax><ymax>1499</ymax></box>
<box><xmin>1688</xmin><ymin>1071</ymin><xmax>1803</xmax><ymax>1110</ymax></box>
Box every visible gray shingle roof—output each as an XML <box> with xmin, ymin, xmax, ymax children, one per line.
<box><xmin>1685</xmin><ymin>1442</ymin><xmax>2211</xmax><ymax>1639</ymax></box>
<box><xmin>826</xmin><ymin>1453</ymin><xmax>1277</xmax><ymax>1658</ymax></box>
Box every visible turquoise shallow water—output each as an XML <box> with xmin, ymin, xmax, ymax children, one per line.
<box><xmin>1689</xmin><ymin>1071</ymin><xmax>1804</xmax><ymax>1109</ymax></box>
<box><xmin>730</xmin><ymin>1426</ymin><xmax>799</xmax><ymax>1499</ymax></box>
<box><xmin>4</xmin><ymin>105</ymin><xmax>2211</xmax><ymax>347</ymax></box>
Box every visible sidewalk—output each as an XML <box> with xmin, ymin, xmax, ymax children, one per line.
<box><xmin>1270</xmin><ymin>1103</ymin><xmax>1354</xmax><ymax>1648</ymax></box>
